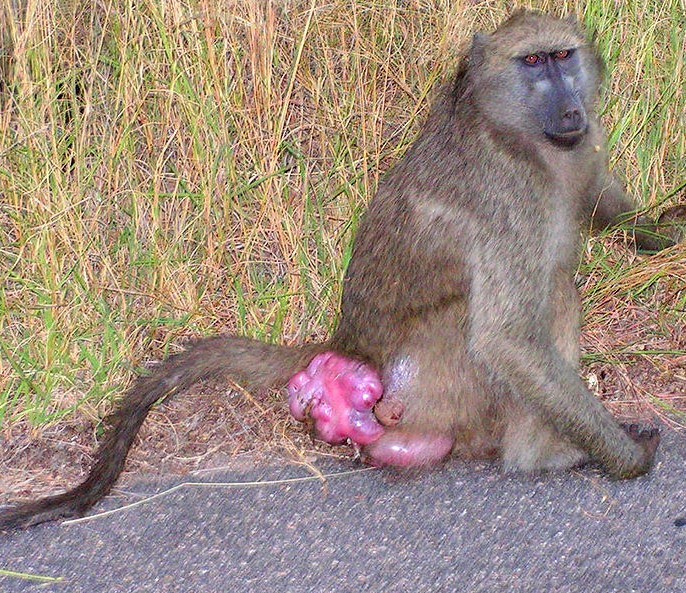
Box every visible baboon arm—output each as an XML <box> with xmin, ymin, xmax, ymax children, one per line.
<box><xmin>587</xmin><ymin>175</ymin><xmax>676</xmax><ymax>251</ymax></box>
<box><xmin>468</xmin><ymin>257</ymin><xmax>651</xmax><ymax>479</ymax></box>
<box><xmin>471</xmin><ymin>334</ymin><xmax>651</xmax><ymax>478</ymax></box>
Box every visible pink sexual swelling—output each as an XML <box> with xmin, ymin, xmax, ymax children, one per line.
<box><xmin>363</xmin><ymin>431</ymin><xmax>454</xmax><ymax>468</ymax></box>
<box><xmin>288</xmin><ymin>352</ymin><xmax>385</xmax><ymax>446</ymax></box>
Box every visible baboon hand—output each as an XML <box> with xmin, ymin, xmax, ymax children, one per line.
<box><xmin>656</xmin><ymin>204</ymin><xmax>686</xmax><ymax>245</ymax></box>
<box><xmin>622</xmin><ymin>423</ymin><xmax>661</xmax><ymax>463</ymax></box>
<box><xmin>288</xmin><ymin>352</ymin><xmax>385</xmax><ymax>445</ymax></box>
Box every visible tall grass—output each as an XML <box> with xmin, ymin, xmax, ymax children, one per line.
<box><xmin>1</xmin><ymin>0</ymin><xmax>684</xmax><ymax>429</ymax></box>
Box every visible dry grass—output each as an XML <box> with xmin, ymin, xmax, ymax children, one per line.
<box><xmin>0</xmin><ymin>0</ymin><xmax>684</xmax><ymax>493</ymax></box>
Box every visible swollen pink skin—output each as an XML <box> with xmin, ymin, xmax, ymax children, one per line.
<box><xmin>363</xmin><ymin>430</ymin><xmax>455</xmax><ymax>468</ymax></box>
<box><xmin>288</xmin><ymin>351</ymin><xmax>455</xmax><ymax>467</ymax></box>
<box><xmin>288</xmin><ymin>352</ymin><xmax>385</xmax><ymax>446</ymax></box>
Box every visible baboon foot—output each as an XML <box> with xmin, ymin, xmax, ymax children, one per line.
<box><xmin>501</xmin><ymin>414</ymin><xmax>588</xmax><ymax>473</ymax></box>
<box><xmin>288</xmin><ymin>351</ymin><xmax>385</xmax><ymax>445</ymax></box>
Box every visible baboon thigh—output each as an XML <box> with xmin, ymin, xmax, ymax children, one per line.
<box><xmin>366</xmin><ymin>312</ymin><xmax>499</xmax><ymax>467</ymax></box>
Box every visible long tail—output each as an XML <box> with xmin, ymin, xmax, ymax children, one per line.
<box><xmin>0</xmin><ymin>336</ymin><xmax>325</xmax><ymax>530</ymax></box>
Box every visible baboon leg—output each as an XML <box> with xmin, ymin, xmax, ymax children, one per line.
<box><xmin>587</xmin><ymin>175</ymin><xmax>638</xmax><ymax>232</ymax></box>
<box><xmin>501</xmin><ymin>409</ymin><xmax>588</xmax><ymax>472</ymax></box>
<box><xmin>551</xmin><ymin>269</ymin><xmax>582</xmax><ymax>369</ymax></box>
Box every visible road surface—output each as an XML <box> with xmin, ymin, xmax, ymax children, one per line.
<box><xmin>1</xmin><ymin>432</ymin><xmax>684</xmax><ymax>592</ymax></box>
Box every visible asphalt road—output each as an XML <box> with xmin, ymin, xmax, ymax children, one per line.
<box><xmin>1</xmin><ymin>432</ymin><xmax>684</xmax><ymax>593</ymax></box>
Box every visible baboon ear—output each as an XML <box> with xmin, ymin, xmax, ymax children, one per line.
<box><xmin>565</xmin><ymin>13</ymin><xmax>586</xmax><ymax>38</ymax></box>
<box><xmin>469</xmin><ymin>33</ymin><xmax>489</xmax><ymax>67</ymax></box>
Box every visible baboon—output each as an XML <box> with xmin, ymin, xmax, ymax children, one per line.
<box><xmin>1</xmin><ymin>10</ymin><xmax>682</xmax><ymax>530</ymax></box>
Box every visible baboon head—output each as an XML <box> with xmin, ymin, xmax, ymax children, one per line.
<box><xmin>468</xmin><ymin>10</ymin><xmax>603</xmax><ymax>148</ymax></box>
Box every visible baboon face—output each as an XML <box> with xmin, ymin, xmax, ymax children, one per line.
<box><xmin>470</xmin><ymin>12</ymin><xmax>601</xmax><ymax>149</ymax></box>
<box><xmin>517</xmin><ymin>48</ymin><xmax>588</xmax><ymax>147</ymax></box>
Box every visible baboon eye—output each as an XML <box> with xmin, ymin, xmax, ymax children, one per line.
<box><xmin>554</xmin><ymin>49</ymin><xmax>571</xmax><ymax>60</ymax></box>
<box><xmin>524</xmin><ymin>54</ymin><xmax>541</xmax><ymax>65</ymax></box>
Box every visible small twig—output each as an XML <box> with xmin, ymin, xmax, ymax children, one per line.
<box><xmin>62</xmin><ymin>466</ymin><xmax>377</xmax><ymax>526</ymax></box>
<box><xmin>0</xmin><ymin>568</ymin><xmax>65</xmax><ymax>583</ymax></box>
